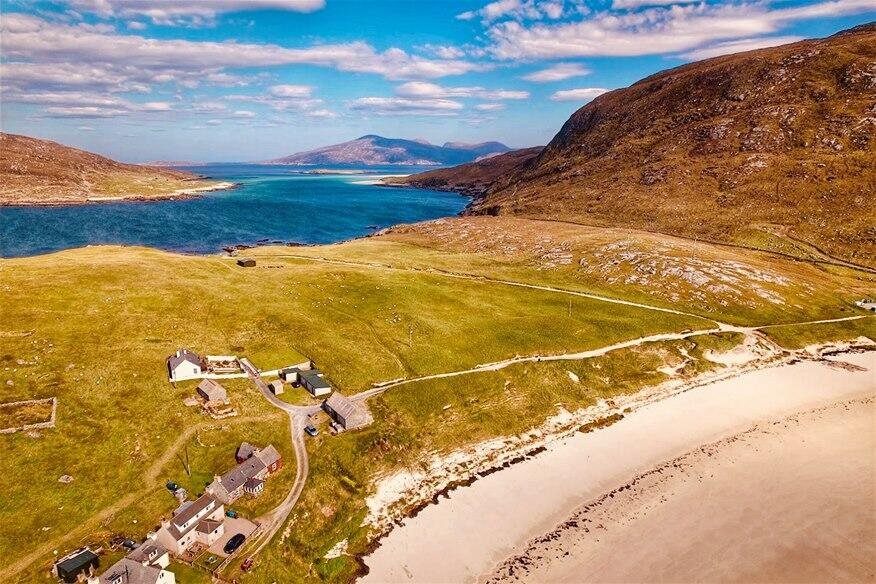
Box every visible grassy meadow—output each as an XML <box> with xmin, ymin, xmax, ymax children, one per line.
<box><xmin>1</xmin><ymin>220</ymin><xmax>871</xmax><ymax>583</ymax></box>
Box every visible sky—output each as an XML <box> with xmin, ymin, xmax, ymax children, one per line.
<box><xmin>1</xmin><ymin>0</ymin><xmax>873</xmax><ymax>162</ymax></box>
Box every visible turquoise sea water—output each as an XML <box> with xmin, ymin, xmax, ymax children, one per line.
<box><xmin>0</xmin><ymin>164</ymin><xmax>467</xmax><ymax>258</ymax></box>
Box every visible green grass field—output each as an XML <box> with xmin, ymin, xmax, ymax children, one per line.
<box><xmin>1</xmin><ymin>221</ymin><xmax>871</xmax><ymax>583</ymax></box>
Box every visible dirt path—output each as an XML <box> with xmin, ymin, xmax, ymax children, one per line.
<box><xmin>1</xmin><ymin>413</ymin><xmax>281</xmax><ymax>582</ymax></box>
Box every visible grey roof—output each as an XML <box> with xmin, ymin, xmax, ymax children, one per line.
<box><xmin>236</xmin><ymin>442</ymin><xmax>254</xmax><ymax>460</ymax></box>
<box><xmin>56</xmin><ymin>548</ymin><xmax>98</xmax><ymax>573</ymax></box>
<box><xmin>244</xmin><ymin>477</ymin><xmax>264</xmax><ymax>490</ymax></box>
<box><xmin>126</xmin><ymin>542</ymin><xmax>166</xmax><ymax>565</ymax></box>
<box><xmin>218</xmin><ymin>455</ymin><xmax>266</xmax><ymax>492</ymax></box>
<box><xmin>301</xmin><ymin>371</ymin><xmax>330</xmax><ymax>389</ymax></box>
<box><xmin>171</xmin><ymin>493</ymin><xmax>216</xmax><ymax>529</ymax></box>
<box><xmin>195</xmin><ymin>518</ymin><xmax>222</xmax><ymax>534</ymax></box>
<box><xmin>255</xmin><ymin>444</ymin><xmax>281</xmax><ymax>468</ymax></box>
<box><xmin>197</xmin><ymin>378</ymin><xmax>227</xmax><ymax>402</ymax></box>
<box><xmin>167</xmin><ymin>348</ymin><xmax>201</xmax><ymax>370</ymax></box>
<box><xmin>281</xmin><ymin>366</ymin><xmax>301</xmax><ymax>375</ymax></box>
<box><xmin>323</xmin><ymin>392</ymin><xmax>373</xmax><ymax>428</ymax></box>
<box><xmin>99</xmin><ymin>558</ymin><xmax>163</xmax><ymax>584</ymax></box>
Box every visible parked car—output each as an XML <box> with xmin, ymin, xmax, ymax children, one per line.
<box><xmin>226</xmin><ymin>509</ymin><xmax>238</xmax><ymax>519</ymax></box>
<box><xmin>121</xmin><ymin>539</ymin><xmax>137</xmax><ymax>551</ymax></box>
<box><xmin>241</xmin><ymin>558</ymin><xmax>254</xmax><ymax>572</ymax></box>
<box><xmin>304</xmin><ymin>425</ymin><xmax>318</xmax><ymax>437</ymax></box>
<box><xmin>224</xmin><ymin>533</ymin><xmax>246</xmax><ymax>555</ymax></box>
<box><xmin>165</xmin><ymin>481</ymin><xmax>179</xmax><ymax>492</ymax></box>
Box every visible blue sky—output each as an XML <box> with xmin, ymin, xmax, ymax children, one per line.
<box><xmin>2</xmin><ymin>0</ymin><xmax>873</xmax><ymax>162</ymax></box>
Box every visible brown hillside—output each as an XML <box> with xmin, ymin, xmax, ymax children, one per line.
<box><xmin>464</xmin><ymin>24</ymin><xmax>876</xmax><ymax>268</ymax></box>
<box><xmin>0</xmin><ymin>133</ymin><xmax>223</xmax><ymax>206</ymax></box>
<box><xmin>386</xmin><ymin>147</ymin><xmax>543</xmax><ymax>196</ymax></box>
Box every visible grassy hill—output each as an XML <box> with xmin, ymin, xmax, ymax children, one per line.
<box><xmin>399</xmin><ymin>25</ymin><xmax>876</xmax><ymax>268</ymax></box>
<box><xmin>0</xmin><ymin>133</ymin><xmax>224</xmax><ymax>206</ymax></box>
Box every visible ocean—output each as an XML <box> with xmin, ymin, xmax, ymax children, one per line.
<box><xmin>0</xmin><ymin>164</ymin><xmax>467</xmax><ymax>258</ymax></box>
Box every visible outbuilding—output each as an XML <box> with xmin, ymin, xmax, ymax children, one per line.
<box><xmin>280</xmin><ymin>367</ymin><xmax>301</xmax><ymax>384</ymax></box>
<box><xmin>237</xmin><ymin>258</ymin><xmax>256</xmax><ymax>267</ymax></box>
<box><xmin>54</xmin><ymin>548</ymin><xmax>100</xmax><ymax>583</ymax></box>
<box><xmin>301</xmin><ymin>370</ymin><xmax>332</xmax><ymax>397</ymax></box>
<box><xmin>322</xmin><ymin>392</ymin><xmax>373</xmax><ymax>431</ymax></box>
<box><xmin>269</xmin><ymin>379</ymin><xmax>284</xmax><ymax>395</ymax></box>
<box><xmin>197</xmin><ymin>379</ymin><xmax>229</xmax><ymax>404</ymax></box>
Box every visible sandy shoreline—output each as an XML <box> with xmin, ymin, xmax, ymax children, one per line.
<box><xmin>0</xmin><ymin>180</ymin><xmax>237</xmax><ymax>207</ymax></box>
<box><xmin>360</xmin><ymin>350</ymin><xmax>876</xmax><ymax>583</ymax></box>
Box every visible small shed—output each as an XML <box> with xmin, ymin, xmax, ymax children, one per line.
<box><xmin>237</xmin><ymin>258</ymin><xmax>256</xmax><ymax>267</ymax></box>
<box><xmin>54</xmin><ymin>548</ymin><xmax>99</xmax><ymax>583</ymax></box>
<box><xmin>269</xmin><ymin>379</ymin><xmax>284</xmax><ymax>395</ymax></box>
<box><xmin>197</xmin><ymin>379</ymin><xmax>229</xmax><ymax>404</ymax></box>
<box><xmin>301</xmin><ymin>370</ymin><xmax>331</xmax><ymax>397</ymax></box>
<box><xmin>280</xmin><ymin>367</ymin><xmax>301</xmax><ymax>384</ymax></box>
<box><xmin>322</xmin><ymin>392</ymin><xmax>373</xmax><ymax>431</ymax></box>
<box><xmin>236</xmin><ymin>442</ymin><xmax>254</xmax><ymax>463</ymax></box>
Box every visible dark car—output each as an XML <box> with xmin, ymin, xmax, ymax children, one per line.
<box><xmin>304</xmin><ymin>425</ymin><xmax>318</xmax><ymax>437</ymax></box>
<box><xmin>165</xmin><ymin>481</ymin><xmax>179</xmax><ymax>492</ymax></box>
<box><xmin>224</xmin><ymin>533</ymin><xmax>246</xmax><ymax>555</ymax></box>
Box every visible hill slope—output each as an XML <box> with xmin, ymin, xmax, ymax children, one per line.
<box><xmin>422</xmin><ymin>25</ymin><xmax>876</xmax><ymax>267</ymax></box>
<box><xmin>0</xmin><ymin>133</ymin><xmax>224</xmax><ymax>206</ymax></box>
<box><xmin>267</xmin><ymin>135</ymin><xmax>511</xmax><ymax>166</ymax></box>
<box><xmin>385</xmin><ymin>147</ymin><xmax>543</xmax><ymax>196</ymax></box>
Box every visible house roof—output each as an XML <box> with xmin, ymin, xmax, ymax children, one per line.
<box><xmin>197</xmin><ymin>378</ymin><xmax>227</xmax><ymax>402</ymax></box>
<box><xmin>236</xmin><ymin>442</ymin><xmax>254</xmax><ymax>460</ymax></box>
<box><xmin>255</xmin><ymin>444</ymin><xmax>281</xmax><ymax>467</ymax></box>
<box><xmin>281</xmin><ymin>366</ymin><xmax>301</xmax><ymax>375</ymax></box>
<box><xmin>167</xmin><ymin>348</ymin><xmax>202</xmax><ymax>370</ymax></box>
<box><xmin>323</xmin><ymin>392</ymin><xmax>372</xmax><ymax>427</ymax></box>
<box><xmin>244</xmin><ymin>477</ymin><xmax>264</xmax><ymax>490</ymax></box>
<box><xmin>126</xmin><ymin>541</ymin><xmax>167</xmax><ymax>565</ymax></box>
<box><xmin>171</xmin><ymin>493</ymin><xmax>216</xmax><ymax>529</ymax></box>
<box><xmin>218</xmin><ymin>455</ymin><xmax>267</xmax><ymax>493</ymax></box>
<box><xmin>196</xmin><ymin>518</ymin><xmax>222</xmax><ymax>534</ymax></box>
<box><xmin>99</xmin><ymin>557</ymin><xmax>163</xmax><ymax>584</ymax></box>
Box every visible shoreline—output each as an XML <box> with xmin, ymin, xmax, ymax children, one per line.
<box><xmin>0</xmin><ymin>180</ymin><xmax>238</xmax><ymax>208</ymax></box>
<box><xmin>358</xmin><ymin>345</ymin><xmax>875</xmax><ymax>583</ymax></box>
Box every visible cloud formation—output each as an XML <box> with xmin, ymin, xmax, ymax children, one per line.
<box><xmin>66</xmin><ymin>0</ymin><xmax>325</xmax><ymax>26</ymax></box>
<box><xmin>522</xmin><ymin>62</ymin><xmax>590</xmax><ymax>82</ymax></box>
<box><xmin>550</xmin><ymin>87</ymin><xmax>609</xmax><ymax>101</ymax></box>
<box><xmin>349</xmin><ymin>97</ymin><xmax>464</xmax><ymax>116</ymax></box>
<box><xmin>394</xmin><ymin>81</ymin><xmax>529</xmax><ymax>100</ymax></box>
<box><xmin>679</xmin><ymin>35</ymin><xmax>804</xmax><ymax>60</ymax></box>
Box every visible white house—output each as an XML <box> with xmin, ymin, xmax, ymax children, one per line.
<box><xmin>91</xmin><ymin>537</ymin><xmax>175</xmax><ymax>584</ymax></box>
<box><xmin>154</xmin><ymin>494</ymin><xmax>225</xmax><ymax>556</ymax></box>
<box><xmin>167</xmin><ymin>349</ymin><xmax>204</xmax><ymax>382</ymax></box>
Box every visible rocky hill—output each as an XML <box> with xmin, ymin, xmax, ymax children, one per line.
<box><xmin>0</xmin><ymin>133</ymin><xmax>224</xmax><ymax>206</ymax></box>
<box><xmin>386</xmin><ymin>147</ymin><xmax>543</xmax><ymax>196</ymax></box>
<box><xmin>266</xmin><ymin>135</ymin><xmax>511</xmax><ymax>166</ymax></box>
<box><xmin>406</xmin><ymin>25</ymin><xmax>876</xmax><ymax>268</ymax></box>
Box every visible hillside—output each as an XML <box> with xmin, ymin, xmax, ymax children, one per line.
<box><xmin>385</xmin><ymin>146</ymin><xmax>543</xmax><ymax>195</ymax></box>
<box><xmin>266</xmin><ymin>135</ymin><xmax>511</xmax><ymax>166</ymax></box>
<box><xmin>0</xmin><ymin>133</ymin><xmax>225</xmax><ymax>206</ymax></box>
<box><xmin>408</xmin><ymin>25</ymin><xmax>876</xmax><ymax>268</ymax></box>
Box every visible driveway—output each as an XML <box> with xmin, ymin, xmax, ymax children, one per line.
<box><xmin>208</xmin><ymin>517</ymin><xmax>258</xmax><ymax>557</ymax></box>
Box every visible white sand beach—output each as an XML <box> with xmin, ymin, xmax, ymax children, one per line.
<box><xmin>360</xmin><ymin>351</ymin><xmax>876</xmax><ymax>584</ymax></box>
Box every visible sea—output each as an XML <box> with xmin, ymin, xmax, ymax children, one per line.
<box><xmin>0</xmin><ymin>164</ymin><xmax>468</xmax><ymax>258</ymax></box>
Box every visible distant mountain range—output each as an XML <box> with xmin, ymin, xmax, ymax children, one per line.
<box><xmin>393</xmin><ymin>24</ymin><xmax>876</xmax><ymax>268</ymax></box>
<box><xmin>265</xmin><ymin>135</ymin><xmax>511</xmax><ymax>166</ymax></box>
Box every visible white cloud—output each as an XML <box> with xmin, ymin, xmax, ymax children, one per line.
<box><xmin>474</xmin><ymin>102</ymin><xmax>506</xmax><ymax>111</ymax></box>
<box><xmin>268</xmin><ymin>84</ymin><xmax>313</xmax><ymax>98</ymax></box>
<box><xmin>458</xmin><ymin>0</ymin><xmax>576</xmax><ymax>23</ymax></box>
<box><xmin>349</xmin><ymin>97</ymin><xmax>464</xmax><ymax>116</ymax></box>
<box><xmin>486</xmin><ymin>0</ymin><xmax>876</xmax><ymax>59</ymax></box>
<box><xmin>522</xmin><ymin>62</ymin><xmax>590</xmax><ymax>82</ymax></box>
<box><xmin>231</xmin><ymin>110</ymin><xmax>256</xmax><ymax>118</ymax></box>
<box><xmin>395</xmin><ymin>81</ymin><xmax>529</xmax><ymax>100</ymax></box>
<box><xmin>65</xmin><ymin>0</ymin><xmax>325</xmax><ymax>26</ymax></box>
<box><xmin>612</xmin><ymin>0</ymin><xmax>698</xmax><ymax>9</ymax></box>
<box><xmin>680</xmin><ymin>35</ymin><xmax>804</xmax><ymax>60</ymax></box>
<box><xmin>126</xmin><ymin>20</ymin><xmax>147</xmax><ymax>30</ymax></box>
<box><xmin>423</xmin><ymin>45</ymin><xmax>467</xmax><ymax>59</ymax></box>
<box><xmin>76</xmin><ymin>125</ymin><xmax>96</xmax><ymax>131</ymax></box>
<box><xmin>550</xmin><ymin>87</ymin><xmax>609</xmax><ymax>101</ymax></box>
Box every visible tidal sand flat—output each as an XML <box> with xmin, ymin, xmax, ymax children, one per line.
<box><xmin>360</xmin><ymin>351</ymin><xmax>876</xmax><ymax>583</ymax></box>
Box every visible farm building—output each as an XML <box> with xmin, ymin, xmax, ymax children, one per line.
<box><xmin>322</xmin><ymin>392</ymin><xmax>373</xmax><ymax>431</ymax></box>
<box><xmin>207</xmin><ymin>444</ymin><xmax>283</xmax><ymax>504</ymax></box>
<box><xmin>280</xmin><ymin>367</ymin><xmax>301</xmax><ymax>383</ymax></box>
<box><xmin>269</xmin><ymin>379</ymin><xmax>284</xmax><ymax>395</ymax></box>
<box><xmin>54</xmin><ymin>548</ymin><xmax>100</xmax><ymax>583</ymax></box>
<box><xmin>301</xmin><ymin>370</ymin><xmax>332</xmax><ymax>397</ymax></box>
<box><xmin>244</xmin><ymin>478</ymin><xmax>264</xmax><ymax>497</ymax></box>
<box><xmin>197</xmin><ymin>379</ymin><xmax>228</xmax><ymax>404</ymax></box>
<box><xmin>155</xmin><ymin>494</ymin><xmax>225</xmax><ymax>556</ymax></box>
<box><xmin>166</xmin><ymin>349</ymin><xmax>204</xmax><ymax>382</ymax></box>
<box><xmin>236</xmin><ymin>442</ymin><xmax>254</xmax><ymax>463</ymax></box>
<box><xmin>856</xmin><ymin>299</ymin><xmax>876</xmax><ymax>312</ymax></box>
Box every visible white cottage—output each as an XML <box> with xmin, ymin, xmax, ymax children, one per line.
<box><xmin>167</xmin><ymin>349</ymin><xmax>204</xmax><ymax>382</ymax></box>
